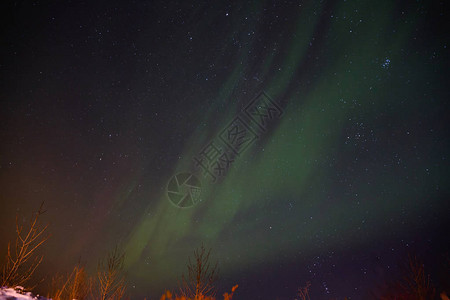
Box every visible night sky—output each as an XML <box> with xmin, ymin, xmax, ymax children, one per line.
<box><xmin>1</xmin><ymin>1</ymin><xmax>449</xmax><ymax>299</ymax></box>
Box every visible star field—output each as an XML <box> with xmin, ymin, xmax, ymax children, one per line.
<box><xmin>0</xmin><ymin>1</ymin><xmax>449</xmax><ymax>299</ymax></box>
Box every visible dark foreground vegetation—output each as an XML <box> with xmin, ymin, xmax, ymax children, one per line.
<box><xmin>1</xmin><ymin>203</ymin><xmax>448</xmax><ymax>300</ymax></box>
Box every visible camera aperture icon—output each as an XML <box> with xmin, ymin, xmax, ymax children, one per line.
<box><xmin>167</xmin><ymin>173</ymin><xmax>202</xmax><ymax>208</ymax></box>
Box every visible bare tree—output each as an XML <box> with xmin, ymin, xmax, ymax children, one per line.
<box><xmin>295</xmin><ymin>281</ymin><xmax>311</xmax><ymax>300</ymax></box>
<box><xmin>96</xmin><ymin>246</ymin><xmax>126</xmax><ymax>300</ymax></box>
<box><xmin>161</xmin><ymin>285</ymin><xmax>237</xmax><ymax>300</ymax></box>
<box><xmin>376</xmin><ymin>254</ymin><xmax>436</xmax><ymax>300</ymax></box>
<box><xmin>180</xmin><ymin>244</ymin><xmax>218</xmax><ymax>299</ymax></box>
<box><xmin>50</xmin><ymin>264</ymin><xmax>91</xmax><ymax>300</ymax></box>
<box><xmin>1</xmin><ymin>201</ymin><xmax>49</xmax><ymax>288</ymax></box>
<box><xmin>400</xmin><ymin>255</ymin><xmax>436</xmax><ymax>299</ymax></box>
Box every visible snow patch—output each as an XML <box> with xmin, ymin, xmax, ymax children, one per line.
<box><xmin>0</xmin><ymin>286</ymin><xmax>49</xmax><ymax>300</ymax></box>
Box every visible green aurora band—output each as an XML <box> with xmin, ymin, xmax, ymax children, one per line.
<box><xmin>121</xmin><ymin>0</ymin><xmax>447</xmax><ymax>294</ymax></box>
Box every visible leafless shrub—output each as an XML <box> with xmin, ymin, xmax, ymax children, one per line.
<box><xmin>1</xmin><ymin>201</ymin><xmax>49</xmax><ymax>288</ymax></box>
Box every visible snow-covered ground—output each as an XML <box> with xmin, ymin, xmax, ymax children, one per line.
<box><xmin>0</xmin><ymin>286</ymin><xmax>48</xmax><ymax>300</ymax></box>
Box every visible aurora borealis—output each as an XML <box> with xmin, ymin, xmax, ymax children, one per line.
<box><xmin>1</xmin><ymin>0</ymin><xmax>449</xmax><ymax>299</ymax></box>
